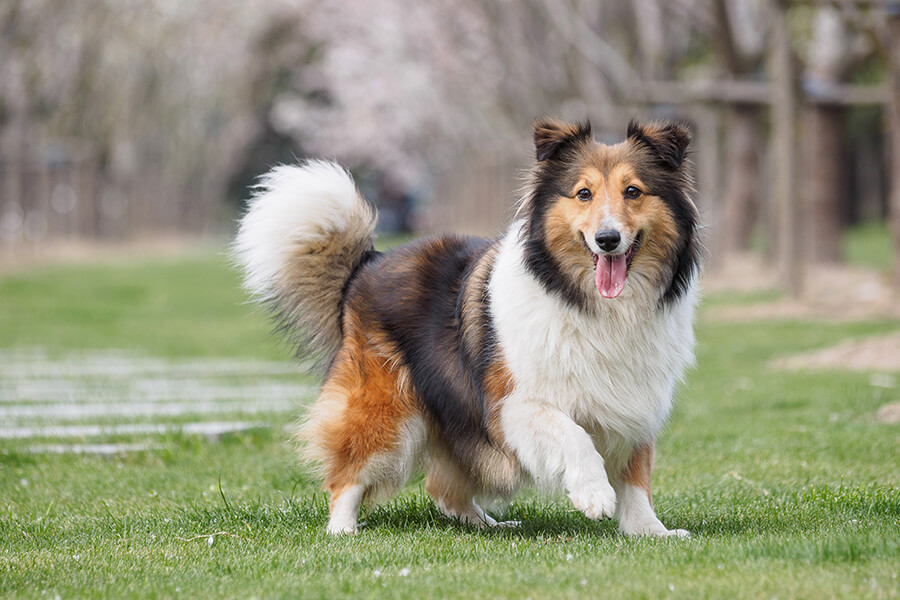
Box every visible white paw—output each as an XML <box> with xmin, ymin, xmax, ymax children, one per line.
<box><xmin>664</xmin><ymin>528</ymin><xmax>691</xmax><ymax>538</ymax></box>
<box><xmin>457</xmin><ymin>514</ymin><xmax>492</xmax><ymax>528</ymax></box>
<box><xmin>326</xmin><ymin>520</ymin><xmax>358</xmax><ymax>535</ymax></box>
<box><xmin>440</xmin><ymin>500</ymin><xmax>520</xmax><ymax>529</ymax></box>
<box><xmin>473</xmin><ymin>510</ymin><xmax>497</xmax><ymax>527</ymax></box>
<box><xmin>569</xmin><ymin>481</ymin><xmax>617</xmax><ymax>520</ymax></box>
<box><xmin>454</xmin><ymin>511</ymin><xmax>520</xmax><ymax>529</ymax></box>
<box><xmin>495</xmin><ymin>520</ymin><xmax>521</xmax><ymax>528</ymax></box>
<box><xmin>620</xmin><ymin>523</ymin><xmax>690</xmax><ymax>538</ymax></box>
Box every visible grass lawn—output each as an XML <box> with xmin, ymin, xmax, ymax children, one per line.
<box><xmin>843</xmin><ymin>221</ymin><xmax>894</xmax><ymax>272</ymax></box>
<box><xmin>1</xmin><ymin>239</ymin><xmax>899</xmax><ymax>599</ymax></box>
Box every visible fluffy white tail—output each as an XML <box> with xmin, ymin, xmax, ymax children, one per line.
<box><xmin>233</xmin><ymin>160</ymin><xmax>376</xmax><ymax>365</ymax></box>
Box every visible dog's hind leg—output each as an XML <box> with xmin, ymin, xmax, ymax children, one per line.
<box><xmin>327</xmin><ymin>483</ymin><xmax>366</xmax><ymax>534</ymax></box>
<box><xmin>424</xmin><ymin>442</ymin><xmax>518</xmax><ymax>528</ymax></box>
<box><xmin>297</xmin><ymin>334</ymin><xmax>423</xmax><ymax>535</ymax></box>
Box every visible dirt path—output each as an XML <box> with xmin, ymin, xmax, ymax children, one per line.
<box><xmin>771</xmin><ymin>331</ymin><xmax>900</xmax><ymax>372</ymax></box>
<box><xmin>703</xmin><ymin>254</ymin><xmax>900</xmax><ymax>322</ymax></box>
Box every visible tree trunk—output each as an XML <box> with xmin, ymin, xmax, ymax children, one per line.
<box><xmin>718</xmin><ymin>105</ymin><xmax>762</xmax><ymax>254</ymax></box>
<box><xmin>801</xmin><ymin>5</ymin><xmax>850</xmax><ymax>264</ymax></box>
<box><xmin>771</xmin><ymin>1</ymin><xmax>802</xmax><ymax>296</ymax></box>
<box><xmin>801</xmin><ymin>104</ymin><xmax>845</xmax><ymax>263</ymax></box>
<box><xmin>889</xmin><ymin>6</ymin><xmax>900</xmax><ymax>288</ymax></box>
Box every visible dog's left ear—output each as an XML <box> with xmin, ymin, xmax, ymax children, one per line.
<box><xmin>533</xmin><ymin>118</ymin><xmax>592</xmax><ymax>162</ymax></box>
<box><xmin>627</xmin><ymin>120</ymin><xmax>692</xmax><ymax>169</ymax></box>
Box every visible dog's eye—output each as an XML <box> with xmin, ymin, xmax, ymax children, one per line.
<box><xmin>576</xmin><ymin>188</ymin><xmax>592</xmax><ymax>201</ymax></box>
<box><xmin>624</xmin><ymin>185</ymin><xmax>642</xmax><ymax>199</ymax></box>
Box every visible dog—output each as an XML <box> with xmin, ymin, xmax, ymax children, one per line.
<box><xmin>234</xmin><ymin>118</ymin><xmax>700</xmax><ymax>536</ymax></box>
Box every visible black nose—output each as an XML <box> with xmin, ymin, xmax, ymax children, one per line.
<box><xmin>595</xmin><ymin>230</ymin><xmax>621</xmax><ymax>252</ymax></box>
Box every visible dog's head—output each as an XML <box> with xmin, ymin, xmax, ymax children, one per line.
<box><xmin>520</xmin><ymin>117</ymin><xmax>699</xmax><ymax>309</ymax></box>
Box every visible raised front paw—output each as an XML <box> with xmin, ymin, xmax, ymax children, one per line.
<box><xmin>568</xmin><ymin>481</ymin><xmax>617</xmax><ymax>520</ymax></box>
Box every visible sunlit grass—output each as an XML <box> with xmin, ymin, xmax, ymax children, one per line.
<box><xmin>1</xmin><ymin>242</ymin><xmax>899</xmax><ymax>598</ymax></box>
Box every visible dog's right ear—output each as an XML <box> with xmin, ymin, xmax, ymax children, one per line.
<box><xmin>533</xmin><ymin>118</ymin><xmax>592</xmax><ymax>162</ymax></box>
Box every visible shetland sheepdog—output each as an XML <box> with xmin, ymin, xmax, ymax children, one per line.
<box><xmin>234</xmin><ymin>118</ymin><xmax>700</xmax><ymax>536</ymax></box>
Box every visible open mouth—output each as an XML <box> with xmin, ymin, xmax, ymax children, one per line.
<box><xmin>588</xmin><ymin>231</ymin><xmax>643</xmax><ymax>299</ymax></box>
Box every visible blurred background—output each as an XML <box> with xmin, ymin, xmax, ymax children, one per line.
<box><xmin>1</xmin><ymin>0</ymin><xmax>899</xmax><ymax>298</ymax></box>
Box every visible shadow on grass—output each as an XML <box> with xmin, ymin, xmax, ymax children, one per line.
<box><xmin>0</xmin><ymin>450</ymin><xmax>39</xmax><ymax>468</ymax></box>
<box><xmin>26</xmin><ymin>482</ymin><xmax>885</xmax><ymax>545</ymax></box>
<box><xmin>358</xmin><ymin>496</ymin><xmax>621</xmax><ymax>539</ymax></box>
<box><xmin>355</xmin><ymin>483</ymin><xmax>900</xmax><ymax>539</ymax></box>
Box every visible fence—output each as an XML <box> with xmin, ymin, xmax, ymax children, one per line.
<box><xmin>0</xmin><ymin>141</ymin><xmax>103</xmax><ymax>246</ymax></box>
<box><xmin>0</xmin><ymin>138</ymin><xmax>223</xmax><ymax>251</ymax></box>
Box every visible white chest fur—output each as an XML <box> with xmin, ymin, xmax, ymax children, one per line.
<box><xmin>488</xmin><ymin>226</ymin><xmax>697</xmax><ymax>462</ymax></box>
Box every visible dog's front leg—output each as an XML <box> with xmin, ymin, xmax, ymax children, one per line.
<box><xmin>500</xmin><ymin>398</ymin><xmax>616</xmax><ymax>520</ymax></box>
<box><xmin>614</xmin><ymin>442</ymin><xmax>690</xmax><ymax>538</ymax></box>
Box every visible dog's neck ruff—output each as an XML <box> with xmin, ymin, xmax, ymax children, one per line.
<box><xmin>487</xmin><ymin>222</ymin><xmax>698</xmax><ymax>447</ymax></box>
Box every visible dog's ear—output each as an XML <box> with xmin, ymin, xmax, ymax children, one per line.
<box><xmin>627</xmin><ymin>120</ymin><xmax>692</xmax><ymax>169</ymax></box>
<box><xmin>533</xmin><ymin>118</ymin><xmax>592</xmax><ymax>162</ymax></box>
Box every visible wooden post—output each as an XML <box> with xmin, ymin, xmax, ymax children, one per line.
<box><xmin>719</xmin><ymin>105</ymin><xmax>764</xmax><ymax>255</ymax></box>
<box><xmin>889</xmin><ymin>3</ymin><xmax>900</xmax><ymax>288</ymax></box>
<box><xmin>694</xmin><ymin>106</ymin><xmax>722</xmax><ymax>270</ymax></box>
<box><xmin>801</xmin><ymin>102</ymin><xmax>845</xmax><ymax>263</ymax></box>
<box><xmin>770</xmin><ymin>0</ymin><xmax>803</xmax><ymax>296</ymax></box>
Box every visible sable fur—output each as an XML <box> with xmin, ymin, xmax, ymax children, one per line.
<box><xmin>235</xmin><ymin>118</ymin><xmax>701</xmax><ymax>535</ymax></box>
<box><xmin>233</xmin><ymin>160</ymin><xmax>377</xmax><ymax>367</ymax></box>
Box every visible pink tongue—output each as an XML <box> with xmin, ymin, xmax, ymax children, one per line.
<box><xmin>596</xmin><ymin>254</ymin><xmax>627</xmax><ymax>298</ymax></box>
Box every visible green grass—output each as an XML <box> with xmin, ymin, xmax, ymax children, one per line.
<box><xmin>742</xmin><ymin>220</ymin><xmax>894</xmax><ymax>273</ymax></box>
<box><xmin>842</xmin><ymin>221</ymin><xmax>894</xmax><ymax>272</ymax></box>
<box><xmin>1</xmin><ymin>248</ymin><xmax>899</xmax><ymax>598</ymax></box>
<box><xmin>0</xmin><ymin>252</ymin><xmax>283</xmax><ymax>359</ymax></box>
